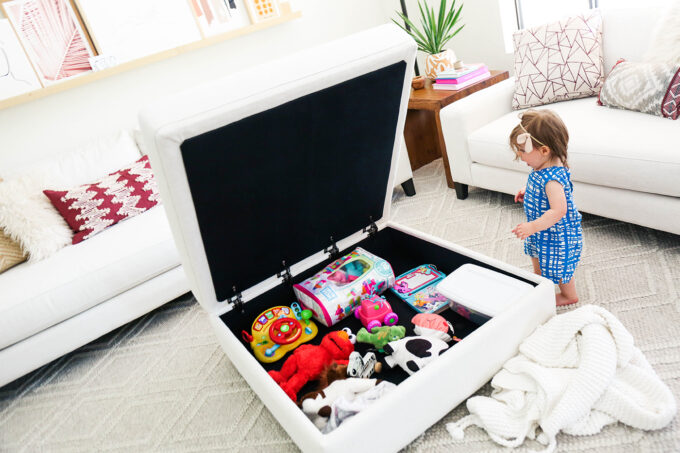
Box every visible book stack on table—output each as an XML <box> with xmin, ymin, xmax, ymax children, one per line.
<box><xmin>433</xmin><ymin>63</ymin><xmax>490</xmax><ymax>90</ymax></box>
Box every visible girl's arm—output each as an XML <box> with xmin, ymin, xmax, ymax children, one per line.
<box><xmin>512</xmin><ymin>181</ymin><xmax>567</xmax><ymax>239</ymax></box>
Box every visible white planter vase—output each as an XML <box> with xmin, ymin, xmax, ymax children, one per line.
<box><xmin>424</xmin><ymin>49</ymin><xmax>457</xmax><ymax>79</ymax></box>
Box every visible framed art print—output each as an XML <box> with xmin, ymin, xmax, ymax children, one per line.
<box><xmin>244</xmin><ymin>0</ymin><xmax>280</xmax><ymax>24</ymax></box>
<box><xmin>74</xmin><ymin>0</ymin><xmax>201</xmax><ymax>64</ymax></box>
<box><xmin>188</xmin><ymin>0</ymin><xmax>249</xmax><ymax>37</ymax></box>
<box><xmin>0</xmin><ymin>18</ymin><xmax>41</xmax><ymax>100</ymax></box>
<box><xmin>1</xmin><ymin>0</ymin><xmax>94</xmax><ymax>85</ymax></box>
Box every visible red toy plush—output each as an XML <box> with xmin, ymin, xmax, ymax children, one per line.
<box><xmin>268</xmin><ymin>330</ymin><xmax>354</xmax><ymax>401</ymax></box>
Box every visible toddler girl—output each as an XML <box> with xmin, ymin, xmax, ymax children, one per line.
<box><xmin>509</xmin><ymin>109</ymin><xmax>583</xmax><ymax>306</ymax></box>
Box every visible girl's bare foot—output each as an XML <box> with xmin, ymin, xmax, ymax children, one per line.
<box><xmin>556</xmin><ymin>293</ymin><xmax>578</xmax><ymax>306</ymax></box>
<box><xmin>556</xmin><ymin>279</ymin><xmax>578</xmax><ymax>306</ymax></box>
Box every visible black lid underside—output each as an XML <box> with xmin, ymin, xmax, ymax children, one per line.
<box><xmin>180</xmin><ymin>61</ymin><xmax>407</xmax><ymax>301</ymax></box>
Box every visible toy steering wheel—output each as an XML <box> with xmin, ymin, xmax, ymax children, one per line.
<box><xmin>269</xmin><ymin>318</ymin><xmax>302</xmax><ymax>345</ymax></box>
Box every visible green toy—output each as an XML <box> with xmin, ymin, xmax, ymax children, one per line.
<box><xmin>356</xmin><ymin>325</ymin><xmax>406</xmax><ymax>352</ymax></box>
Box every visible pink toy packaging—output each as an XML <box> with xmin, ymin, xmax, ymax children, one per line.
<box><xmin>293</xmin><ymin>247</ymin><xmax>395</xmax><ymax>327</ymax></box>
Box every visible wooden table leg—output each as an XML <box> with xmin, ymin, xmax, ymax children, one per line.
<box><xmin>403</xmin><ymin>109</ymin><xmax>441</xmax><ymax>170</ymax></box>
<box><xmin>434</xmin><ymin>110</ymin><xmax>455</xmax><ymax>189</ymax></box>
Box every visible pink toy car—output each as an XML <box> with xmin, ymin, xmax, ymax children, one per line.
<box><xmin>354</xmin><ymin>294</ymin><xmax>399</xmax><ymax>331</ymax></box>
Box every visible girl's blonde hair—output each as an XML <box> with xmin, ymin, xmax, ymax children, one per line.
<box><xmin>509</xmin><ymin>109</ymin><xmax>570</xmax><ymax>167</ymax></box>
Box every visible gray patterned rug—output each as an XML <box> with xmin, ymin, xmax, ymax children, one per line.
<box><xmin>1</xmin><ymin>160</ymin><xmax>679</xmax><ymax>453</ymax></box>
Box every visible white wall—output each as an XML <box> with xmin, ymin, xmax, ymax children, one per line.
<box><xmin>390</xmin><ymin>0</ymin><xmax>513</xmax><ymax>79</ymax></box>
<box><xmin>0</xmin><ymin>0</ymin><xmax>516</xmax><ymax>173</ymax></box>
<box><xmin>0</xmin><ymin>0</ymin><xmax>397</xmax><ymax>171</ymax></box>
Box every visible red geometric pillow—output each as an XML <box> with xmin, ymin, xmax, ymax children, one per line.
<box><xmin>662</xmin><ymin>68</ymin><xmax>680</xmax><ymax>120</ymax></box>
<box><xmin>43</xmin><ymin>155</ymin><xmax>160</xmax><ymax>244</ymax></box>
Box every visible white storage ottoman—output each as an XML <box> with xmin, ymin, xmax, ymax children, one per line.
<box><xmin>140</xmin><ymin>25</ymin><xmax>555</xmax><ymax>453</ymax></box>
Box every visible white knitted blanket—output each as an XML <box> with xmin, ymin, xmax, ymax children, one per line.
<box><xmin>447</xmin><ymin>305</ymin><xmax>676</xmax><ymax>453</ymax></box>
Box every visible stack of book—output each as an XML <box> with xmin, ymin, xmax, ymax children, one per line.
<box><xmin>433</xmin><ymin>63</ymin><xmax>490</xmax><ymax>90</ymax></box>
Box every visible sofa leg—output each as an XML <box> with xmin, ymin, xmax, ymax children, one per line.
<box><xmin>401</xmin><ymin>178</ymin><xmax>416</xmax><ymax>197</ymax></box>
<box><xmin>454</xmin><ymin>182</ymin><xmax>468</xmax><ymax>200</ymax></box>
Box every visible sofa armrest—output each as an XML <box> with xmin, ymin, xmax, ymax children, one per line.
<box><xmin>440</xmin><ymin>77</ymin><xmax>515</xmax><ymax>185</ymax></box>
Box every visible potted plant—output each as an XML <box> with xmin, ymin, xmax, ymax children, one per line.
<box><xmin>393</xmin><ymin>0</ymin><xmax>465</xmax><ymax>79</ymax></box>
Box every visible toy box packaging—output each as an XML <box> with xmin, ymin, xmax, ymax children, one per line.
<box><xmin>293</xmin><ymin>247</ymin><xmax>395</xmax><ymax>327</ymax></box>
<box><xmin>390</xmin><ymin>264</ymin><xmax>449</xmax><ymax>314</ymax></box>
<box><xmin>141</xmin><ymin>25</ymin><xmax>556</xmax><ymax>453</ymax></box>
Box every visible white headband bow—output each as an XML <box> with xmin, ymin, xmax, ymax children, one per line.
<box><xmin>516</xmin><ymin>132</ymin><xmax>534</xmax><ymax>153</ymax></box>
<box><xmin>516</xmin><ymin>123</ymin><xmax>546</xmax><ymax>154</ymax></box>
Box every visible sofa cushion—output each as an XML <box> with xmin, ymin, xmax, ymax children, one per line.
<box><xmin>643</xmin><ymin>1</ymin><xmax>680</xmax><ymax>65</ymax></box>
<box><xmin>600</xmin><ymin>8</ymin><xmax>658</xmax><ymax>73</ymax></box>
<box><xmin>0</xmin><ymin>206</ymin><xmax>180</xmax><ymax>349</ymax></box>
<box><xmin>467</xmin><ymin>97</ymin><xmax>680</xmax><ymax>197</ymax></box>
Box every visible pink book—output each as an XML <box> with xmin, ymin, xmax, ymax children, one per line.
<box><xmin>436</xmin><ymin>66</ymin><xmax>489</xmax><ymax>83</ymax></box>
<box><xmin>432</xmin><ymin>71</ymin><xmax>492</xmax><ymax>91</ymax></box>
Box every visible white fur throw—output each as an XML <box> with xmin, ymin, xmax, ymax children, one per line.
<box><xmin>645</xmin><ymin>0</ymin><xmax>680</xmax><ymax>63</ymax></box>
<box><xmin>446</xmin><ymin>305</ymin><xmax>676</xmax><ymax>453</ymax></box>
<box><xmin>0</xmin><ymin>131</ymin><xmax>141</xmax><ymax>262</ymax></box>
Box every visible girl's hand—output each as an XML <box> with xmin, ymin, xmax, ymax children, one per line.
<box><xmin>514</xmin><ymin>188</ymin><xmax>526</xmax><ymax>203</ymax></box>
<box><xmin>512</xmin><ymin>222</ymin><xmax>536</xmax><ymax>240</ymax></box>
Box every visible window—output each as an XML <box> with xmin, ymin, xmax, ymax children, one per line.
<box><xmin>516</xmin><ymin>0</ymin><xmax>593</xmax><ymax>30</ymax></box>
<box><xmin>501</xmin><ymin>0</ymin><xmax>672</xmax><ymax>53</ymax></box>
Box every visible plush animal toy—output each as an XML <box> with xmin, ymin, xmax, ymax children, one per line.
<box><xmin>299</xmin><ymin>363</ymin><xmax>381</xmax><ymax>429</ymax></box>
<box><xmin>356</xmin><ymin>325</ymin><xmax>406</xmax><ymax>352</ymax></box>
<box><xmin>383</xmin><ymin>314</ymin><xmax>456</xmax><ymax>375</ymax></box>
<box><xmin>301</xmin><ymin>378</ymin><xmax>381</xmax><ymax>429</ymax></box>
<box><xmin>411</xmin><ymin>313</ymin><xmax>459</xmax><ymax>342</ymax></box>
<box><xmin>383</xmin><ymin>336</ymin><xmax>449</xmax><ymax>375</ymax></box>
<box><xmin>268</xmin><ymin>330</ymin><xmax>354</xmax><ymax>401</ymax></box>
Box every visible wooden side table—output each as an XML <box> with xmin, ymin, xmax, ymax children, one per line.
<box><xmin>404</xmin><ymin>70</ymin><xmax>510</xmax><ymax>199</ymax></box>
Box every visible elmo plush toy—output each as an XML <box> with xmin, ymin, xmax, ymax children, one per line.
<box><xmin>268</xmin><ymin>330</ymin><xmax>354</xmax><ymax>401</ymax></box>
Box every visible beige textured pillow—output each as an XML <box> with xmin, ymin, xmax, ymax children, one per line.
<box><xmin>0</xmin><ymin>228</ymin><xmax>26</xmax><ymax>273</ymax></box>
<box><xmin>0</xmin><ymin>177</ymin><xmax>27</xmax><ymax>273</ymax></box>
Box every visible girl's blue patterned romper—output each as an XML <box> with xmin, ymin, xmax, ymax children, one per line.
<box><xmin>523</xmin><ymin>166</ymin><xmax>583</xmax><ymax>284</ymax></box>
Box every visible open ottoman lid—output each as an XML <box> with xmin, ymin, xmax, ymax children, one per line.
<box><xmin>139</xmin><ymin>25</ymin><xmax>416</xmax><ymax>314</ymax></box>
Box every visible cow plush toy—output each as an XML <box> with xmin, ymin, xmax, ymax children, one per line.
<box><xmin>383</xmin><ymin>314</ymin><xmax>456</xmax><ymax>375</ymax></box>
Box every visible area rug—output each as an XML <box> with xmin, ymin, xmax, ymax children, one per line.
<box><xmin>1</xmin><ymin>160</ymin><xmax>678</xmax><ymax>452</ymax></box>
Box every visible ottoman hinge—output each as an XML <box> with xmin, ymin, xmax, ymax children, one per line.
<box><xmin>229</xmin><ymin>286</ymin><xmax>245</xmax><ymax>313</ymax></box>
<box><xmin>362</xmin><ymin>216</ymin><xmax>378</xmax><ymax>238</ymax></box>
<box><xmin>277</xmin><ymin>260</ymin><xmax>293</xmax><ymax>286</ymax></box>
<box><xmin>324</xmin><ymin>236</ymin><xmax>340</xmax><ymax>260</ymax></box>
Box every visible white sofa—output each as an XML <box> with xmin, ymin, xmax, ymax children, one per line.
<box><xmin>0</xmin><ymin>135</ymin><xmax>191</xmax><ymax>388</ymax></box>
<box><xmin>0</xmin><ymin>127</ymin><xmax>413</xmax><ymax>388</ymax></box>
<box><xmin>440</xmin><ymin>7</ymin><xmax>680</xmax><ymax>235</ymax></box>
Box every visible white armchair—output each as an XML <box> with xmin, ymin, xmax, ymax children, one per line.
<box><xmin>439</xmin><ymin>7</ymin><xmax>680</xmax><ymax>235</ymax></box>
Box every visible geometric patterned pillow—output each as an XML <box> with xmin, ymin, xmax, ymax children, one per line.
<box><xmin>43</xmin><ymin>155</ymin><xmax>161</xmax><ymax>244</ymax></box>
<box><xmin>598</xmin><ymin>60</ymin><xmax>680</xmax><ymax>120</ymax></box>
<box><xmin>512</xmin><ymin>10</ymin><xmax>604</xmax><ymax>109</ymax></box>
